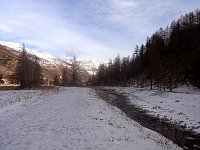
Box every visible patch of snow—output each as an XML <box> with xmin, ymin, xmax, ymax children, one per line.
<box><xmin>173</xmin><ymin>84</ymin><xmax>200</xmax><ymax>94</ymax></box>
<box><xmin>0</xmin><ymin>87</ymin><xmax>181</xmax><ymax>150</ymax></box>
<box><xmin>78</xmin><ymin>59</ymin><xmax>100</xmax><ymax>75</ymax></box>
<box><xmin>0</xmin><ymin>41</ymin><xmax>56</xmax><ymax>62</ymax></box>
<box><xmin>106</xmin><ymin>85</ymin><xmax>200</xmax><ymax>133</ymax></box>
<box><xmin>0</xmin><ymin>88</ymin><xmax>61</xmax><ymax>115</ymax></box>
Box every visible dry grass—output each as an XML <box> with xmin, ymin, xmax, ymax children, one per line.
<box><xmin>0</xmin><ymin>85</ymin><xmax>57</xmax><ymax>91</ymax></box>
<box><xmin>0</xmin><ymin>85</ymin><xmax>20</xmax><ymax>90</ymax></box>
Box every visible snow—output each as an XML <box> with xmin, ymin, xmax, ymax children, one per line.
<box><xmin>0</xmin><ymin>41</ymin><xmax>56</xmax><ymax>62</ymax></box>
<box><xmin>0</xmin><ymin>88</ymin><xmax>60</xmax><ymax>113</ymax></box>
<box><xmin>106</xmin><ymin>85</ymin><xmax>200</xmax><ymax>133</ymax></box>
<box><xmin>0</xmin><ymin>87</ymin><xmax>181</xmax><ymax>150</ymax></box>
<box><xmin>0</xmin><ymin>41</ymin><xmax>100</xmax><ymax>75</ymax></box>
<box><xmin>78</xmin><ymin>59</ymin><xmax>100</xmax><ymax>75</ymax></box>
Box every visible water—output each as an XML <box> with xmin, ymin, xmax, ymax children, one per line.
<box><xmin>94</xmin><ymin>88</ymin><xmax>200</xmax><ymax>150</ymax></box>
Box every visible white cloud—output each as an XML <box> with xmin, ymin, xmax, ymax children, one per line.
<box><xmin>0</xmin><ymin>0</ymin><xmax>199</xmax><ymax>62</ymax></box>
<box><xmin>0</xmin><ymin>23</ymin><xmax>12</xmax><ymax>33</ymax></box>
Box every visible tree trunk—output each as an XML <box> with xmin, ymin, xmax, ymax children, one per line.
<box><xmin>169</xmin><ymin>74</ymin><xmax>172</xmax><ymax>92</ymax></box>
<box><xmin>150</xmin><ymin>72</ymin><xmax>153</xmax><ymax>90</ymax></box>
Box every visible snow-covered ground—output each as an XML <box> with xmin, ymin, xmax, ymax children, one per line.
<box><xmin>106</xmin><ymin>85</ymin><xmax>200</xmax><ymax>133</ymax></box>
<box><xmin>0</xmin><ymin>87</ymin><xmax>181</xmax><ymax>150</ymax></box>
<box><xmin>0</xmin><ymin>88</ymin><xmax>61</xmax><ymax>114</ymax></box>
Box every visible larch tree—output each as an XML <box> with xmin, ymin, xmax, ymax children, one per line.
<box><xmin>15</xmin><ymin>44</ymin><xmax>30</xmax><ymax>88</ymax></box>
<box><xmin>15</xmin><ymin>44</ymin><xmax>41</xmax><ymax>88</ymax></box>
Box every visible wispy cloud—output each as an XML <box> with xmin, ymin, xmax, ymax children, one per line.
<box><xmin>0</xmin><ymin>0</ymin><xmax>199</xmax><ymax>61</ymax></box>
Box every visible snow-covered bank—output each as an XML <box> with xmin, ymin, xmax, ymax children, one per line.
<box><xmin>0</xmin><ymin>87</ymin><xmax>181</xmax><ymax>150</ymax></box>
<box><xmin>106</xmin><ymin>85</ymin><xmax>200</xmax><ymax>133</ymax></box>
<box><xmin>0</xmin><ymin>87</ymin><xmax>62</xmax><ymax>115</ymax></box>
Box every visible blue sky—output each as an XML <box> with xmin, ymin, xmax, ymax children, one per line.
<box><xmin>0</xmin><ymin>0</ymin><xmax>199</xmax><ymax>62</ymax></box>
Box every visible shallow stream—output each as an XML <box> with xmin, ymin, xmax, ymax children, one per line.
<box><xmin>94</xmin><ymin>88</ymin><xmax>200</xmax><ymax>150</ymax></box>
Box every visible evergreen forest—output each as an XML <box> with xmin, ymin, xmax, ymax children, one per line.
<box><xmin>91</xmin><ymin>10</ymin><xmax>200</xmax><ymax>90</ymax></box>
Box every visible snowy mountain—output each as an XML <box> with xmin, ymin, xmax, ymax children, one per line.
<box><xmin>0</xmin><ymin>41</ymin><xmax>100</xmax><ymax>75</ymax></box>
<box><xmin>0</xmin><ymin>41</ymin><xmax>55</xmax><ymax>62</ymax></box>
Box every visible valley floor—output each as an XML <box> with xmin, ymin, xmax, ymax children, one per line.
<box><xmin>0</xmin><ymin>87</ymin><xmax>180</xmax><ymax>150</ymax></box>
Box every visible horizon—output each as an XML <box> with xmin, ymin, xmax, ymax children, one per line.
<box><xmin>0</xmin><ymin>0</ymin><xmax>199</xmax><ymax>62</ymax></box>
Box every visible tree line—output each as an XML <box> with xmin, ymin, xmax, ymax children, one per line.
<box><xmin>91</xmin><ymin>10</ymin><xmax>200</xmax><ymax>90</ymax></box>
<box><xmin>15</xmin><ymin>45</ymin><xmax>80</xmax><ymax>88</ymax></box>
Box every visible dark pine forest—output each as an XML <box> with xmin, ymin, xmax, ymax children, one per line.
<box><xmin>90</xmin><ymin>10</ymin><xmax>200</xmax><ymax>90</ymax></box>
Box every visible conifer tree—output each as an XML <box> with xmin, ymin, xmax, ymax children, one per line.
<box><xmin>71</xmin><ymin>55</ymin><xmax>79</xmax><ymax>86</ymax></box>
<box><xmin>54</xmin><ymin>74</ymin><xmax>60</xmax><ymax>86</ymax></box>
<box><xmin>15</xmin><ymin>44</ymin><xmax>30</xmax><ymax>88</ymax></box>
<box><xmin>31</xmin><ymin>55</ymin><xmax>41</xmax><ymax>86</ymax></box>
<box><xmin>62</xmin><ymin>67</ymin><xmax>69</xmax><ymax>86</ymax></box>
<box><xmin>0</xmin><ymin>73</ymin><xmax>3</xmax><ymax>79</ymax></box>
<box><xmin>15</xmin><ymin>44</ymin><xmax>41</xmax><ymax>88</ymax></box>
<box><xmin>92</xmin><ymin>10</ymin><xmax>200</xmax><ymax>89</ymax></box>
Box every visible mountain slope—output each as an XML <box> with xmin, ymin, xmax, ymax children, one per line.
<box><xmin>0</xmin><ymin>41</ymin><xmax>100</xmax><ymax>84</ymax></box>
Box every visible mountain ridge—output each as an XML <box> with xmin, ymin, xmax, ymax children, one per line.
<box><xmin>0</xmin><ymin>41</ymin><xmax>100</xmax><ymax>75</ymax></box>
<box><xmin>0</xmin><ymin>41</ymin><xmax>100</xmax><ymax>84</ymax></box>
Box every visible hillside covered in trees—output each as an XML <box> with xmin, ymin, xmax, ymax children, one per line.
<box><xmin>91</xmin><ymin>10</ymin><xmax>200</xmax><ymax>90</ymax></box>
<box><xmin>0</xmin><ymin>42</ymin><xmax>98</xmax><ymax>88</ymax></box>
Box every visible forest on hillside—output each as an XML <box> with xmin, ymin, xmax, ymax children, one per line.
<box><xmin>14</xmin><ymin>46</ymin><xmax>80</xmax><ymax>88</ymax></box>
<box><xmin>90</xmin><ymin>10</ymin><xmax>200</xmax><ymax>90</ymax></box>
<box><xmin>0</xmin><ymin>43</ymin><xmax>85</xmax><ymax>88</ymax></box>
